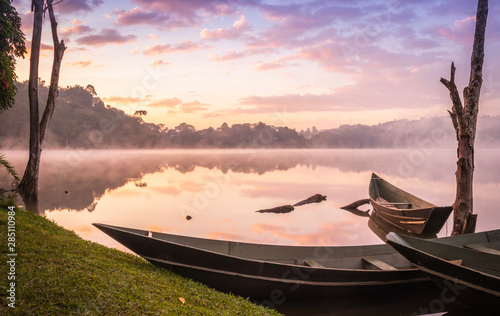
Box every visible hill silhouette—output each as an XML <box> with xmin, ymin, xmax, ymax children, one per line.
<box><xmin>1</xmin><ymin>81</ymin><xmax>500</xmax><ymax>149</ymax></box>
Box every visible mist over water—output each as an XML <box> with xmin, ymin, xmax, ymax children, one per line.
<box><xmin>2</xmin><ymin>149</ymin><xmax>500</xmax><ymax>252</ymax></box>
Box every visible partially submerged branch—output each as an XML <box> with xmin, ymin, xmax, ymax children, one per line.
<box><xmin>340</xmin><ymin>198</ymin><xmax>370</xmax><ymax>210</ymax></box>
<box><xmin>256</xmin><ymin>205</ymin><xmax>295</xmax><ymax>214</ymax></box>
<box><xmin>293</xmin><ymin>194</ymin><xmax>327</xmax><ymax>206</ymax></box>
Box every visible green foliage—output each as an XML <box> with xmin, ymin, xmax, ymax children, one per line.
<box><xmin>0</xmin><ymin>0</ymin><xmax>27</xmax><ymax>113</ymax></box>
<box><xmin>10</xmin><ymin>81</ymin><xmax>500</xmax><ymax>149</ymax></box>
<box><xmin>0</xmin><ymin>152</ymin><xmax>19</xmax><ymax>182</ymax></box>
<box><xmin>0</xmin><ymin>207</ymin><xmax>280</xmax><ymax>315</ymax></box>
<box><xmin>0</xmin><ymin>82</ymin><xmax>307</xmax><ymax>149</ymax></box>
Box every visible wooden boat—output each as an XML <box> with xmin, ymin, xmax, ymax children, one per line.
<box><xmin>368</xmin><ymin>211</ymin><xmax>437</xmax><ymax>242</ymax></box>
<box><xmin>369</xmin><ymin>173</ymin><xmax>452</xmax><ymax>235</ymax></box>
<box><xmin>93</xmin><ymin>223</ymin><xmax>494</xmax><ymax>299</ymax></box>
<box><xmin>387</xmin><ymin>231</ymin><xmax>500</xmax><ymax>315</ymax></box>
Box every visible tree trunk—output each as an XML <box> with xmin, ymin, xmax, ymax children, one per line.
<box><xmin>18</xmin><ymin>0</ymin><xmax>65</xmax><ymax>209</ymax></box>
<box><xmin>40</xmin><ymin>0</ymin><xmax>66</xmax><ymax>144</ymax></box>
<box><xmin>17</xmin><ymin>0</ymin><xmax>44</xmax><ymax>202</ymax></box>
<box><xmin>453</xmin><ymin>136</ymin><xmax>475</xmax><ymax>234</ymax></box>
<box><xmin>441</xmin><ymin>0</ymin><xmax>488</xmax><ymax>235</ymax></box>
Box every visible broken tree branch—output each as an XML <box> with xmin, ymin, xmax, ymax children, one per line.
<box><xmin>440</xmin><ymin>62</ymin><xmax>467</xmax><ymax>135</ymax></box>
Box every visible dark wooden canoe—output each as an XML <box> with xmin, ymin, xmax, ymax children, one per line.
<box><xmin>368</xmin><ymin>210</ymin><xmax>437</xmax><ymax>242</ymax></box>
<box><xmin>369</xmin><ymin>173</ymin><xmax>452</xmax><ymax>235</ymax></box>
<box><xmin>93</xmin><ymin>223</ymin><xmax>495</xmax><ymax>299</ymax></box>
<box><xmin>387</xmin><ymin>231</ymin><xmax>500</xmax><ymax>315</ymax></box>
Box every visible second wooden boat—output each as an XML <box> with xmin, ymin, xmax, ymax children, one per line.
<box><xmin>369</xmin><ymin>173</ymin><xmax>452</xmax><ymax>235</ymax></box>
<box><xmin>387</xmin><ymin>231</ymin><xmax>500</xmax><ymax>315</ymax></box>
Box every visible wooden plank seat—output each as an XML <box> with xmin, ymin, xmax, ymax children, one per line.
<box><xmin>303</xmin><ymin>259</ymin><xmax>325</xmax><ymax>268</ymax></box>
<box><xmin>379</xmin><ymin>202</ymin><xmax>412</xmax><ymax>206</ymax></box>
<box><xmin>362</xmin><ymin>257</ymin><xmax>398</xmax><ymax>271</ymax></box>
<box><xmin>447</xmin><ymin>259</ymin><xmax>463</xmax><ymax>265</ymax></box>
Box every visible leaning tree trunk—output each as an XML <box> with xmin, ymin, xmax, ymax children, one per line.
<box><xmin>440</xmin><ymin>0</ymin><xmax>488</xmax><ymax>235</ymax></box>
<box><xmin>18</xmin><ymin>0</ymin><xmax>66</xmax><ymax>208</ymax></box>
<box><xmin>17</xmin><ymin>0</ymin><xmax>44</xmax><ymax>202</ymax></box>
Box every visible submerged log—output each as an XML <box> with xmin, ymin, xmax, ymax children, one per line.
<box><xmin>340</xmin><ymin>198</ymin><xmax>370</xmax><ymax>210</ymax></box>
<box><xmin>293</xmin><ymin>194</ymin><xmax>327</xmax><ymax>206</ymax></box>
<box><xmin>256</xmin><ymin>205</ymin><xmax>295</xmax><ymax>214</ymax></box>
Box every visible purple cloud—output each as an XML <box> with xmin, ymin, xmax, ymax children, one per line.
<box><xmin>76</xmin><ymin>29</ymin><xmax>136</xmax><ymax>47</ymax></box>
<box><xmin>57</xmin><ymin>0</ymin><xmax>104</xmax><ymax>14</ymax></box>
<box><xmin>143</xmin><ymin>41</ymin><xmax>204</xmax><ymax>56</ymax></box>
<box><xmin>116</xmin><ymin>0</ymin><xmax>256</xmax><ymax>29</ymax></box>
<box><xmin>61</xmin><ymin>19</ymin><xmax>94</xmax><ymax>37</ymax></box>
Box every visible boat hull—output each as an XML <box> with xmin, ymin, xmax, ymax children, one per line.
<box><xmin>144</xmin><ymin>256</ymin><xmax>429</xmax><ymax>299</ymax></box>
<box><xmin>369</xmin><ymin>173</ymin><xmax>452</xmax><ymax>235</ymax></box>
<box><xmin>93</xmin><ymin>223</ymin><xmax>500</xmax><ymax>299</ymax></box>
<box><xmin>387</xmin><ymin>232</ymin><xmax>500</xmax><ymax>315</ymax></box>
<box><xmin>94</xmin><ymin>223</ymin><xmax>430</xmax><ymax>298</ymax></box>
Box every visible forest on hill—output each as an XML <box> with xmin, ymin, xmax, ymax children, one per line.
<box><xmin>1</xmin><ymin>81</ymin><xmax>500</xmax><ymax>149</ymax></box>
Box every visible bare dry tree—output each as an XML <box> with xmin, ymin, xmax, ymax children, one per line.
<box><xmin>440</xmin><ymin>0</ymin><xmax>488</xmax><ymax>235</ymax></box>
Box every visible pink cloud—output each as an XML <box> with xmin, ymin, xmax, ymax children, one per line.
<box><xmin>114</xmin><ymin>8</ymin><xmax>188</xmax><ymax>29</ymax></box>
<box><xmin>252</xmin><ymin>222</ymin><xmax>359</xmax><ymax>246</ymax></box>
<box><xmin>143</xmin><ymin>97</ymin><xmax>209</xmax><ymax>113</ymax></box>
<box><xmin>438</xmin><ymin>16</ymin><xmax>476</xmax><ymax>46</ymax></box>
<box><xmin>200</xmin><ymin>15</ymin><xmax>250</xmax><ymax>41</ymax></box>
<box><xmin>57</xmin><ymin>0</ymin><xmax>104</xmax><ymax>13</ymax></box>
<box><xmin>70</xmin><ymin>59</ymin><xmax>92</xmax><ymax>68</ymax></box>
<box><xmin>166</xmin><ymin>101</ymin><xmax>210</xmax><ymax>114</ymax></box>
<box><xmin>25</xmin><ymin>41</ymin><xmax>53</xmax><ymax>52</ymax></box>
<box><xmin>237</xmin><ymin>93</ymin><xmax>343</xmax><ymax>113</ymax></box>
<box><xmin>147</xmin><ymin>98</ymin><xmax>182</xmax><ymax>108</ymax></box>
<box><xmin>77</xmin><ymin>28</ymin><xmax>136</xmax><ymax>47</ymax></box>
<box><xmin>149</xmin><ymin>60</ymin><xmax>171</xmax><ymax>67</ymax></box>
<box><xmin>207</xmin><ymin>230</ymin><xmax>262</xmax><ymax>243</ymax></box>
<box><xmin>131</xmin><ymin>0</ymin><xmax>240</xmax><ymax>20</ymax></box>
<box><xmin>210</xmin><ymin>48</ymin><xmax>277</xmax><ymax>62</ymax></box>
<box><xmin>102</xmin><ymin>96</ymin><xmax>143</xmax><ymax>104</ymax></box>
<box><xmin>143</xmin><ymin>41</ymin><xmax>203</xmax><ymax>56</ymax></box>
<box><xmin>179</xmin><ymin>101</ymin><xmax>210</xmax><ymax>113</ymax></box>
<box><xmin>147</xmin><ymin>224</ymin><xmax>180</xmax><ymax>233</ymax></box>
<box><xmin>179</xmin><ymin>180</ymin><xmax>207</xmax><ymax>192</ymax></box>
<box><xmin>116</xmin><ymin>0</ymin><xmax>242</xmax><ymax>29</ymax></box>
<box><xmin>61</xmin><ymin>19</ymin><xmax>94</xmax><ymax>37</ymax></box>
<box><xmin>254</xmin><ymin>55</ymin><xmax>297</xmax><ymax>71</ymax></box>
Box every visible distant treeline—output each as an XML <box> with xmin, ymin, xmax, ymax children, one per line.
<box><xmin>1</xmin><ymin>81</ymin><xmax>500</xmax><ymax>149</ymax></box>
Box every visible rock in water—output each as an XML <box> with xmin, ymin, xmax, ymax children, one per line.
<box><xmin>256</xmin><ymin>205</ymin><xmax>295</xmax><ymax>214</ymax></box>
<box><xmin>293</xmin><ymin>194</ymin><xmax>327</xmax><ymax>206</ymax></box>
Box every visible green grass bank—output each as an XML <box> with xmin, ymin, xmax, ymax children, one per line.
<box><xmin>0</xmin><ymin>199</ymin><xmax>280</xmax><ymax>315</ymax></box>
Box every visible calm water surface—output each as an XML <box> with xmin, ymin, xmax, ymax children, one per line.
<box><xmin>1</xmin><ymin>149</ymin><xmax>499</xmax><ymax>315</ymax></box>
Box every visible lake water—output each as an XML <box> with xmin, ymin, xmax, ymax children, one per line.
<box><xmin>2</xmin><ymin>148</ymin><xmax>499</xmax><ymax>315</ymax></box>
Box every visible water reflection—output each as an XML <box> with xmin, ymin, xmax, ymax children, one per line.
<box><xmin>274</xmin><ymin>290</ymin><xmax>478</xmax><ymax>316</ymax></box>
<box><xmin>2</xmin><ymin>148</ymin><xmax>499</xmax><ymax>315</ymax></box>
<box><xmin>1</xmin><ymin>149</ymin><xmax>500</xmax><ymax>249</ymax></box>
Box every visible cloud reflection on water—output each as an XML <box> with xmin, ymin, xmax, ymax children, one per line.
<box><xmin>1</xmin><ymin>149</ymin><xmax>500</xmax><ymax>248</ymax></box>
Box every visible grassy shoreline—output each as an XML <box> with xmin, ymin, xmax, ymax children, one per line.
<box><xmin>0</xmin><ymin>200</ymin><xmax>280</xmax><ymax>315</ymax></box>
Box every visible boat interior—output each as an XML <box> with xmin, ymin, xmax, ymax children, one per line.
<box><xmin>393</xmin><ymin>233</ymin><xmax>500</xmax><ymax>276</ymax></box>
<box><xmin>97</xmin><ymin>224</ymin><xmax>500</xmax><ymax>273</ymax></box>
<box><xmin>370</xmin><ymin>174</ymin><xmax>434</xmax><ymax>210</ymax></box>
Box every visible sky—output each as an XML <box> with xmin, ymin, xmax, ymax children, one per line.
<box><xmin>12</xmin><ymin>0</ymin><xmax>500</xmax><ymax>131</ymax></box>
